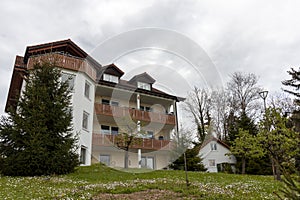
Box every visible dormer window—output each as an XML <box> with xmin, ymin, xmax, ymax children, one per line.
<box><xmin>103</xmin><ymin>73</ymin><xmax>118</xmax><ymax>83</ymax></box>
<box><xmin>137</xmin><ymin>81</ymin><xmax>151</xmax><ymax>91</ymax></box>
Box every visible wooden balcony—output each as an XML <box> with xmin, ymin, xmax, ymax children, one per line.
<box><xmin>94</xmin><ymin>103</ymin><xmax>176</xmax><ymax>125</ymax></box>
<box><xmin>92</xmin><ymin>133</ymin><xmax>173</xmax><ymax>150</ymax></box>
<box><xmin>27</xmin><ymin>53</ymin><xmax>97</xmax><ymax>80</ymax></box>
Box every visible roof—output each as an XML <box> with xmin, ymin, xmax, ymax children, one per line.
<box><xmin>5</xmin><ymin>56</ymin><xmax>27</xmax><ymax>112</ymax></box>
<box><xmin>99</xmin><ymin>63</ymin><xmax>124</xmax><ymax>77</ymax></box>
<box><xmin>129</xmin><ymin>72</ymin><xmax>156</xmax><ymax>84</ymax></box>
<box><xmin>98</xmin><ymin>78</ymin><xmax>184</xmax><ymax>102</ymax></box>
<box><xmin>5</xmin><ymin>39</ymin><xmax>185</xmax><ymax>112</ymax></box>
<box><xmin>24</xmin><ymin>39</ymin><xmax>102</xmax><ymax>68</ymax></box>
<box><xmin>200</xmin><ymin>136</ymin><xmax>230</xmax><ymax>150</ymax></box>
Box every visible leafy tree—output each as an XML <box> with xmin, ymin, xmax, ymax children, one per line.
<box><xmin>0</xmin><ymin>61</ymin><xmax>79</xmax><ymax>176</ymax></box>
<box><xmin>258</xmin><ymin>107</ymin><xmax>300</xmax><ymax>180</ymax></box>
<box><xmin>277</xmin><ymin>166</ymin><xmax>300</xmax><ymax>200</ymax></box>
<box><xmin>230</xmin><ymin>128</ymin><xmax>264</xmax><ymax>174</ymax></box>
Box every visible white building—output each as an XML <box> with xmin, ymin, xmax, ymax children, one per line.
<box><xmin>199</xmin><ymin>137</ymin><xmax>236</xmax><ymax>173</ymax></box>
<box><xmin>5</xmin><ymin>39</ymin><xmax>184</xmax><ymax>169</ymax></box>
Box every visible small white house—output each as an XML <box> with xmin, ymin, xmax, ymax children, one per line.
<box><xmin>199</xmin><ymin>137</ymin><xmax>236</xmax><ymax>173</ymax></box>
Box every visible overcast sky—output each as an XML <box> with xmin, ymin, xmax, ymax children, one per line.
<box><xmin>1</xmin><ymin>0</ymin><xmax>300</xmax><ymax>116</ymax></box>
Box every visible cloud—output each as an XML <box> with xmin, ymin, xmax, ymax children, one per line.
<box><xmin>1</xmin><ymin>0</ymin><xmax>300</xmax><ymax>116</ymax></box>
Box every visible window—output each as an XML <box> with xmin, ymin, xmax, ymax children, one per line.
<box><xmin>102</xmin><ymin>99</ymin><xmax>110</xmax><ymax>105</ymax></box>
<box><xmin>146</xmin><ymin>131</ymin><xmax>154</xmax><ymax>139</ymax></box>
<box><xmin>111</xmin><ymin>101</ymin><xmax>119</xmax><ymax>106</ymax></box>
<box><xmin>100</xmin><ymin>155</ymin><xmax>110</xmax><ymax>166</ymax></box>
<box><xmin>82</xmin><ymin>111</ymin><xmax>89</xmax><ymax>130</ymax></box>
<box><xmin>140</xmin><ymin>106</ymin><xmax>152</xmax><ymax>112</ymax></box>
<box><xmin>101</xmin><ymin>125</ymin><xmax>110</xmax><ymax>134</ymax></box>
<box><xmin>210</xmin><ymin>142</ymin><xmax>217</xmax><ymax>151</ymax></box>
<box><xmin>101</xmin><ymin>99</ymin><xmax>119</xmax><ymax>106</ymax></box>
<box><xmin>84</xmin><ymin>81</ymin><xmax>91</xmax><ymax>99</ymax></box>
<box><xmin>137</xmin><ymin>82</ymin><xmax>151</xmax><ymax>90</ymax></box>
<box><xmin>62</xmin><ymin>73</ymin><xmax>75</xmax><ymax>91</ymax></box>
<box><xmin>80</xmin><ymin>147</ymin><xmax>86</xmax><ymax>164</ymax></box>
<box><xmin>103</xmin><ymin>73</ymin><xmax>118</xmax><ymax>83</ymax></box>
<box><xmin>111</xmin><ymin>127</ymin><xmax>119</xmax><ymax>135</ymax></box>
<box><xmin>209</xmin><ymin>159</ymin><xmax>216</xmax><ymax>167</ymax></box>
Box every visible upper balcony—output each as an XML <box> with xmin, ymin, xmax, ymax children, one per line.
<box><xmin>94</xmin><ymin>103</ymin><xmax>176</xmax><ymax>125</ymax></box>
<box><xmin>27</xmin><ymin>53</ymin><xmax>97</xmax><ymax>81</ymax></box>
<box><xmin>92</xmin><ymin>133</ymin><xmax>174</xmax><ymax>151</ymax></box>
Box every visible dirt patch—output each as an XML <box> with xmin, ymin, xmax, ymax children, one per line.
<box><xmin>92</xmin><ymin>189</ymin><xmax>194</xmax><ymax>200</ymax></box>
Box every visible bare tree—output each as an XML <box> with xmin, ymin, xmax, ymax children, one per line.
<box><xmin>114</xmin><ymin>118</ymin><xmax>145</xmax><ymax>169</ymax></box>
<box><xmin>227</xmin><ymin>72</ymin><xmax>262</xmax><ymax>116</ymax></box>
<box><xmin>184</xmin><ymin>87</ymin><xmax>211</xmax><ymax>143</ymax></box>
<box><xmin>210</xmin><ymin>88</ymin><xmax>230</xmax><ymax>140</ymax></box>
<box><xmin>269</xmin><ymin>92</ymin><xmax>297</xmax><ymax>115</ymax></box>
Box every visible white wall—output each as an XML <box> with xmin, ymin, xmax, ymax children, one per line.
<box><xmin>66</xmin><ymin>69</ymin><xmax>95</xmax><ymax>166</ymax></box>
<box><xmin>199</xmin><ymin>141</ymin><xmax>236</xmax><ymax>173</ymax></box>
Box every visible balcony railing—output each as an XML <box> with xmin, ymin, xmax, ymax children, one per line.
<box><xmin>94</xmin><ymin>103</ymin><xmax>176</xmax><ymax>125</ymax></box>
<box><xmin>92</xmin><ymin>133</ymin><xmax>173</xmax><ymax>150</ymax></box>
<box><xmin>27</xmin><ymin>53</ymin><xmax>97</xmax><ymax>80</ymax></box>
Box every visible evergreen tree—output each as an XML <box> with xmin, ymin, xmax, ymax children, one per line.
<box><xmin>282</xmin><ymin>67</ymin><xmax>300</xmax><ymax>171</ymax></box>
<box><xmin>169</xmin><ymin>144</ymin><xmax>206</xmax><ymax>171</ymax></box>
<box><xmin>0</xmin><ymin>61</ymin><xmax>79</xmax><ymax>176</ymax></box>
<box><xmin>282</xmin><ymin>67</ymin><xmax>300</xmax><ymax>104</ymax></box>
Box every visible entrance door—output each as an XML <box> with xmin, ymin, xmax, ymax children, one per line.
<box><xmin>141</xmin><ymin>156</ymin><xmax>154</xmax><ymax>169</ymax></box>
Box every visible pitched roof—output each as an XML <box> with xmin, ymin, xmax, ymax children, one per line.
<box><xmin>200</xmin><ymin>136</ymin><xmax>230</xmax><ymax>150</ymax></box>
<box><xmin>5</xmin><ymin>39</ymin><xmax>186</xmax><ymax>112</ymax></box>
<box><xmin>5</xmin><ymin>56</ymin><xmax>27</xmax><ymax>112</ymax></box>
<box><xmin>98</xmin><ymin>78</ymin><xmax>184</xmax><ymax>102</ymax></box>
<box><xmin>99</xmin><ymin>63</ymin><xmax>124</xmax><ymax>77</ymax></box>
<box><xmin>24</xmin><ymin>39</ymin><xmax>102</xmax><ymax>69</ymax></box>
<box><xmin>128</xmin><ymin>72</ymin><xmax>156</xmax><ymax>84</ymax></box>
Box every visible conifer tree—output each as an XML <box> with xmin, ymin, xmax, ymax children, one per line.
<box><xmin>169</xmin><ymin>143</ymin><xmax>206</xmax><ymax>171</ymax></box>
<box><xmin>0</xmin><ymin>61</ymin><xmax>79</xmax><ymax>176</ymax></box>
<box><xmin>282</xmin><ymin>67</ymin><xmax>300</xmax><ymax>104</ymax></box>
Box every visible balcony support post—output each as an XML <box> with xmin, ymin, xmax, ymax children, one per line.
<box><xmin>138</xmin><ymin>149</ymin><xmax>141</xmax><ymax>168</ymax></box>
<box><xmin>137</xmin><ymin>93</ymin><xmax>140</xmax><ymax>110</ymax></box>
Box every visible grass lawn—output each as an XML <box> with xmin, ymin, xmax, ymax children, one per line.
<box><xmin>0</xmin><ymin>164</ymin><xmax>283</xmax><ymax>199</ymax></box>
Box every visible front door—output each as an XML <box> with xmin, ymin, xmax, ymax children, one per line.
<box><xmin>141</xmin><ymin>156</ymin><xmax>154</xmax><ymax>169</ymax></box>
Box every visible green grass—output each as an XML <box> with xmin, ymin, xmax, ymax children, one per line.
<box><xmin>0</xmin><ymin>164</ymin><xmax>283</xmax><ymax>199</ymax></box>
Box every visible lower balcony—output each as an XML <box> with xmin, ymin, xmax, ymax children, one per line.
<box><xmin>92</xmin><ymin>133</ymin><xmax>173</xmax><ymax>151</ymax></box>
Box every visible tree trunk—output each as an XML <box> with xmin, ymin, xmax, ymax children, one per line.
<box><xmin>275</xmin><ymin>165</ymin><xmax>281</xmax><ymax>181</ymax></box>
<box><xmin>274</xmin><ymin>156</ymin><xmax>281</xmax><ymax>181</ymax></box>
<box><xmin>124</xmin><ymin>150</ymin><xmax>129</xmax><ymax>169</ymax></box>
<box><xmin>242</xmin><ymin>157</ymin><xmax>246</xmax><ymax>174</ymax></box>
<box><xmin>270</xmin><ymin>157</ymin><xmax>276</xmax><ymax>180</ymax></box>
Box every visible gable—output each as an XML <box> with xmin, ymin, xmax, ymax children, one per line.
<box><xmin>128</xmin><ymin>72</ymin><xmax>156</xmax><ymax>84</ymax></box>
<box><xmin>100</xmin><ymin>63</ymin><xmax>124</xmax><ymax>78</ymax></box>
<box><xmin>199</xmin><ymin>140</ymin><xmax>236</xmax><ymax>165</ymax></box>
